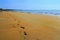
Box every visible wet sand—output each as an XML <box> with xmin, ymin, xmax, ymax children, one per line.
<box><xmin>0</xmin><ymin>11</ymin><xmax>60</xmax><ymax>40</ymax></box>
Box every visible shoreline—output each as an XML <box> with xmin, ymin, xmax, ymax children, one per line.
<box><xmin>1</xmin><ymin>11</ymin><xmax>60</xmax><ymax>17</ymax></box>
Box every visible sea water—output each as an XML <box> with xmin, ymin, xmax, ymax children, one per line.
<box><xmin>14</xmin><ymin>10</ymin><xmax>60</xmax><ymax>16</ymax></box>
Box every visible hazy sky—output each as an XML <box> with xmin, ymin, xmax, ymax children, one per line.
<box><xmin>0</xmin><ymin>0</ymin><xmax>60</xmax><ymax>10</ymax></box>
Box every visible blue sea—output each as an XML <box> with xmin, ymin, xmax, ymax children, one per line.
<box><xmin>14</xmin><ymin>10</ymin><xmax>60</xmax><ymax>16</ymax></box>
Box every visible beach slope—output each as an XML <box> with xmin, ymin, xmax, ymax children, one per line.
<box><xmin>0</xmin><ymin>11</ymin><xmax>60</xmax><ymax>40</ymax></box>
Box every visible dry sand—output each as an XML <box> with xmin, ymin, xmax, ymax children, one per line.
<box><xmin>0</xmin><ymin>11</ymin><xmax>60</xmax><ymax>40</ymax></box>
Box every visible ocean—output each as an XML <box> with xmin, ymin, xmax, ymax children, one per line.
<box><xmin>14</xmin><ymin>10</ymin><xmax>60</xmax><ymax>16</ymax></box>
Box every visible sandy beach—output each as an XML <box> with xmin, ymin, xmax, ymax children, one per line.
<box><xmin>0</xmin><ymin>11</ymin><xmax>60</xmax><ymax>40</ymax></box>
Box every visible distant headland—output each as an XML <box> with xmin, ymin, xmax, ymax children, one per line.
<box><xmin>0</xmin><ymin>8</ymin><xmax>14</xmax><ymax>11</ymax></box>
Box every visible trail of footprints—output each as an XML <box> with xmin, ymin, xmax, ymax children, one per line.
<box><xmin>16</xmin><ymin>23</ymin><xmax>27</xmax><ymax>40</ymax></box>
<box><xmin>8</xmin><ymin>13</ymin><xmax>40</xmax><ymax>40</ymax></box>
<box><xmin>16</xmin><ymin>24</ymin><xmax>40</xmax><ymax>40</ymax></box>
<box><xmin>9</xmin><ymin>13</ymin><xmax>28</xmax><ymax>40</ymax></box>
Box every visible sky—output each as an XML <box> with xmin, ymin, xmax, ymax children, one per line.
<box><xmin>0</xmin><ymin>0</ymin><xmax>60</xmax><ymax>10</ymax></box>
